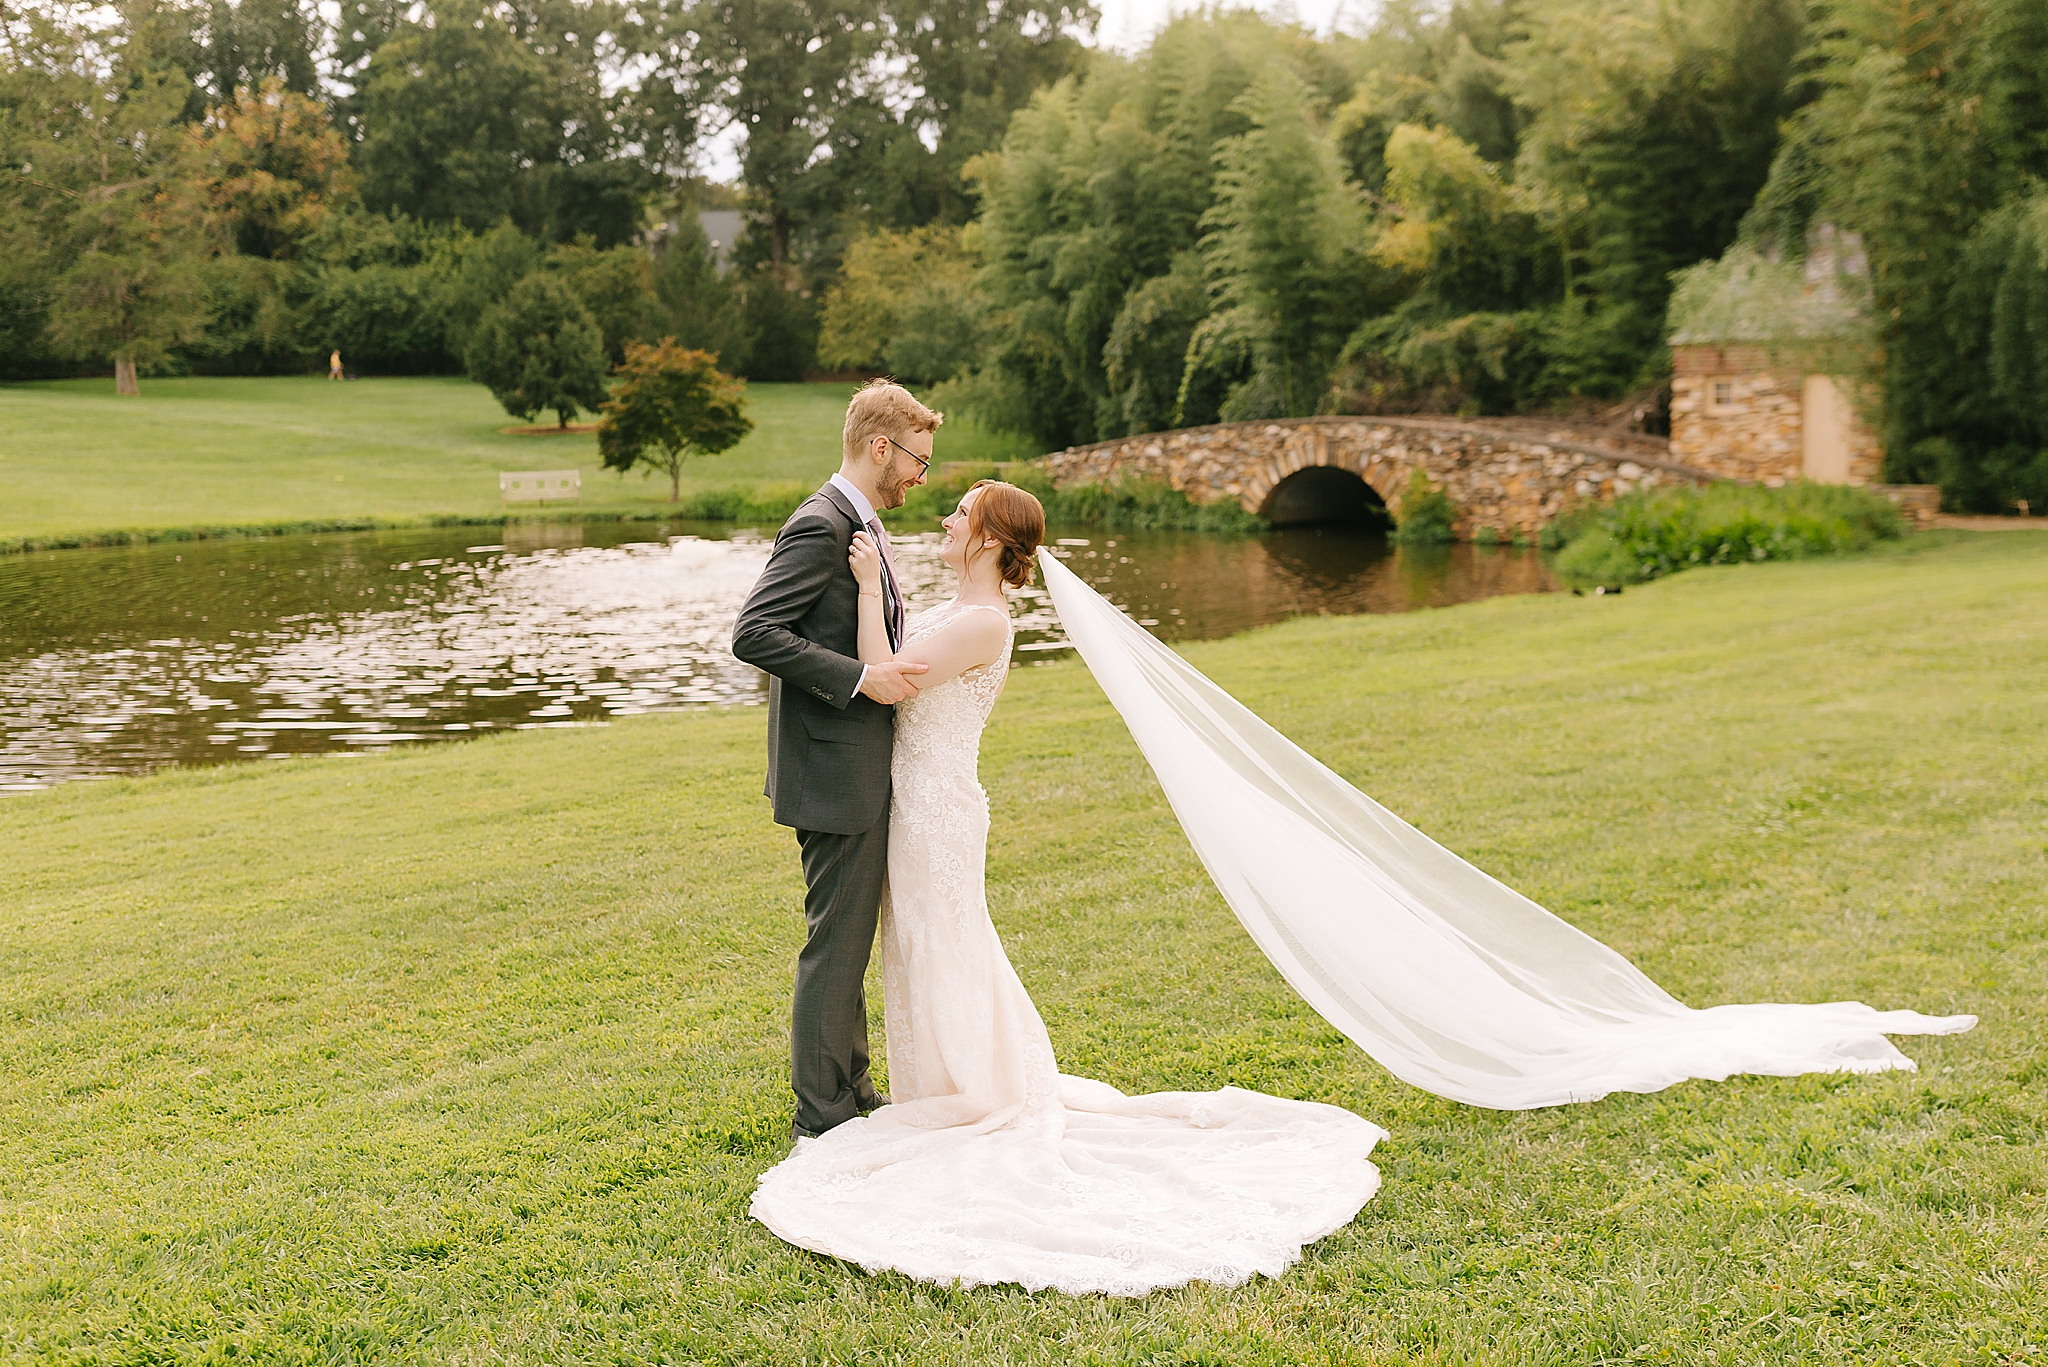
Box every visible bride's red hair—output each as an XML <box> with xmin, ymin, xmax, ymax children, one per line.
<box><xmin>966</xmin><ymin>480</ymin><xmax>1045</xmax><ymax>589</ymax></box>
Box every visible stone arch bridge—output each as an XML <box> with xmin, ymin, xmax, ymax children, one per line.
<box><xmin>1039</xmin><ymin>416</ymin><xmax>1714</xmax><ymax>536</ymax></box>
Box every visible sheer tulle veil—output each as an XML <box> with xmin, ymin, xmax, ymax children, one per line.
<box><xmin>1035</xmin><ymin>547</ymin><xmax>1974</xmax><ymax>1110</ymax></box>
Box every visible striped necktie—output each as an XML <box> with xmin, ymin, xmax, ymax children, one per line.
<box><xmin>867</xmin><ymin>518</ymin><xmax>905</xmax><ymax>648</ymax></box>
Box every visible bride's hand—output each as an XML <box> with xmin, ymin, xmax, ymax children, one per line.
<box><xmin>848</xmin><ymin>531</ymin><xmax>885</xmax><ymax>592</ymax></box>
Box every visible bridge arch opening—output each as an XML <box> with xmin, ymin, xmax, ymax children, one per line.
<box><xmin>1259</xmin><ymin>464</ymin><xmax>1392</xmax><ymax>529</ymax></box>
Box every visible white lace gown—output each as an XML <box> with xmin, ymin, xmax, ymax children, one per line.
<box><xmin>750</xmin><ymin>601</ymin><xmax>1385</xmax><ymax>1296</ymax></box>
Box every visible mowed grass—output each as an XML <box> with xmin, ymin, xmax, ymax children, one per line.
<box><xmin>2</xmin><ymin>533</ymin><xmax>2043</xmax><ymax>1364</ymax></box>
<box><xmin>0</xmin><ymin>376</ymin><xmax>1037</xmax><ymax>544</ymax></box>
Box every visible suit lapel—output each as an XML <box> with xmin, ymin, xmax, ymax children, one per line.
<box><xmin>817</xmin><ymin>481</ymin><xmax>863</xmax><ymax>528</ymax></box>
<box><xmin>815</xmin><ymin>482</ymin><xmax>902</xmax><ymax>650</ymax></box>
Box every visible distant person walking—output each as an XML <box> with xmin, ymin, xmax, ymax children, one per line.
<box><xmin>328</xmin><ymin>350</ymin><xmax>344</xmax><ymax>381</ymax></box>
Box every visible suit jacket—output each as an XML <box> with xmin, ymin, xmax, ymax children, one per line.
<box><xmin>732</xmin><ymin>483</ymin><xmax>896</xmax><ymax>834</ymax></box>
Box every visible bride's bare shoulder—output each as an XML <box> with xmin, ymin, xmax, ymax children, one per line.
<box><xmin>948</xmin><ymin>603</ymin><xmax>1011</xmax><ymax>645</ymax></box>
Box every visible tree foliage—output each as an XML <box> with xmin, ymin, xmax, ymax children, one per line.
<box><xmin>1721</xmin><ymin>0</ymin><xmax>2048</xmax><ymax>510</ymax></box>
<box><xmin>597</xmin><ymin>339</ymin><xmax>754</xmax><ymax>501</ymax></box>
<box><xmin>349</xmin><ymin>0</ymin><xmax>640</xmax><ymax>246</ymax></box>
<box><xmin>6</xmin><ymin>0</ymin><xmax>2038</xmax><ymax>507</ymax></box>
<box><xmin>649</xmin><ymin>217</ymin><xmax>752</xmax><ymax>369</ymax></box>
<box><xmin>952</xmin><ymin>2</ymin><xmax>1798</xmax><ymax>448</ymax></box>
<box><xmin>0</xmin><ymin>0</ymin><xmax>1097</xmax><ymax>387</ymax></box>
<box><xmin>5</xmin><ymin>9</ymin><xmax>212</xmax><ymax>392</ymax></box>
<box><xmin>817</xmin><ymin>225</ymin><xmax>978</xmax><ymax>383</ymax></box>
<box><xmin>463</xmin><ymin>273</ymin><xmax>610</xmax><ymax>427</ymax></box>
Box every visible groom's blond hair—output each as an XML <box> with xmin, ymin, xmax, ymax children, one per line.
<box><xmin>843</xmin><ymin>379</ymin><xmax>943</xmax><ymax>462</ymax></box>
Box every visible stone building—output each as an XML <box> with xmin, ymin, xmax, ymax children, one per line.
<box><xmin>1666</xmin><ymin>226</ymin><xmax>1883</xmax><ymax>486</ymax></box>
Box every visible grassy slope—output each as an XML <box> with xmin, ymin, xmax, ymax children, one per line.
<box><xmin>0</xmin><ymin>376</ymin><xmax>1036</xmax><ymax>542</ymax></box>
<box><xmin>1</xmin><ymin>533</ymin><xmax>2043</xmax><ymax>1364</ymax></box>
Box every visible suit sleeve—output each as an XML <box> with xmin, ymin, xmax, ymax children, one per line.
<box><xmin>732</xmin><ymin>513</ymin><xmax>868</xmax><ymax>710</ymax></box>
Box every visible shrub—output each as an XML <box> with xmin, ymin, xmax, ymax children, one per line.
<box><xmin>888</xmin><ymin>466</ymin><xmax>1266</xmax><ymax>534</ymax></box>
<box><xmin>464</xmin><ymin>274</ymin><xmax>609</xmax><ymax>426</ymax></box>
<box><xmin>1545</xmin><ymin>481</ymin><xmax>1906</xmax><ymax>588</ymax></box>
<box><xmin>673</xmin><ymin>483</ymin><xmax>807</xmax><ymax>524</ymax></box>
<box><xmin>1392</xmin><ymin>468</ymin><xmax>1458</xmax><ymax>544</ymax></box>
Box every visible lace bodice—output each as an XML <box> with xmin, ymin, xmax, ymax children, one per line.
<box><xmin>889</xmin><ymin>599</ymin><xmax>1011</xmax><ymax>794</ymax></box>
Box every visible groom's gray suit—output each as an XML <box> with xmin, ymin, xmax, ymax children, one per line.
<box><xmin>732</xmin><ymin>481</ymin><xmax>901</xmax><ymax>1135</ymax></box>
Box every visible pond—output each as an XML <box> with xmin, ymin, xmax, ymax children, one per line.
<box><xmin>0</xmin><ymin>521</ymin><xmax>1558</xmax><ymax>791</ymax></box>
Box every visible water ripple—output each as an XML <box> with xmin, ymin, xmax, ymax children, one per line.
<box><xmin>0</xmin><ymin>523</ymin><xmax>1552</xmax><ymax>790</ymax></box>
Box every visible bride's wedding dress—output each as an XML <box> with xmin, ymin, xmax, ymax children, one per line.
<box><xmin>753</xmin><ymin>560</ymin><xmax>1974</xmax><ymax>1294</ymax></box>
<box><xmin>750</xmin><ymin>600</ymin><xmax>1386</xmax><ymax>1296</ymax></box>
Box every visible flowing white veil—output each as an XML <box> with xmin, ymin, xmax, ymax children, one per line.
<box><xmin>1035</xmin><ymin>548</ymin><xmax>1974</xmax><ymax>1110</ymax></box>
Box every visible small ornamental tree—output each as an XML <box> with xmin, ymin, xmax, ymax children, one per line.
<box><xmin>464</xmin><ymin>273</ymin><xmax>609</xmax><ymax>427</ymax></box>
<box><xmin>598</xmin><ymin>339</ymin><xmax>754</xmax><ymax>501</ymax></box>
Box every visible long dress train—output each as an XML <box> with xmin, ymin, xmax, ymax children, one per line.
<box><xmin>1029</xmin><ymin>548</ymin><xmax>1974</xmax><ymax>1110</ymax></box>
<box><xmin>750</xmin><ymin>600</ymin><xmax>1385</xmax><ymax>1296</ymax></box>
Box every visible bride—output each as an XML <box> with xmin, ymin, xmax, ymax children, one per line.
<box><xmin>749</xmin><ymin>474</ymin><xmax>1974</xmax><ymax>1296</ymax></box>
<box><xmin>748</xmin><ymin>480</ymin><xmax>1387</xmax><ymax>1296</ymax></box>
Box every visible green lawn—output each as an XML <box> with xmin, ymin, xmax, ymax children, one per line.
<box><xmin>2</xmin><ymin>534</ymin><xmax>2043</xmax><ymax>1363</ymax></box>
<box><xmin>0</xmin><ymin>376</ymin><xmax>1037</xmax><ymax>546</ymax></box>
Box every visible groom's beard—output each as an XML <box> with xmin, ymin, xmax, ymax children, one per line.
<box><xmin>878</xmin><ymin>469</ymin><xmax>913</xmax><ymax>508</ymax></box>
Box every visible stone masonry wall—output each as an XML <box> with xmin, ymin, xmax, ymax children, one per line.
<box><xmin>1040</xmin><ymin>416</ymin><xmax>1711</xmax><ymax>539</ymax></box>
<box><xmin>1670</xmin><ymin>345</ymin><xmax>1803</xmax><ymax>483</ymax></box>
<box><xmin>1671</xmin><ymin>344</ymin><xmax>1883</xmax><ymax>485</ymax></box>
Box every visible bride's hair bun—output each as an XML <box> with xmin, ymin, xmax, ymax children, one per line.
<box><xmin>967</xmin><ymin>479</ymin><xmax>1045</xmax><ymax>589</ymax></box>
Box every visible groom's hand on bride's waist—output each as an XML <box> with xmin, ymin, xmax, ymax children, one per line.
<box><xmin>858</xmin><ymin>661</ymin><xmax>928</xmax><ymax>704</ymax></box>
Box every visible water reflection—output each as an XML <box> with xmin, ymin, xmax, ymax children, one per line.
<box><xmin>0</xmin><ymin>522</ymin><xmax>1554</xmax><ymax>790</ymax></box>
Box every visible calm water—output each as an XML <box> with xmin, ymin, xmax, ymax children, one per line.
<box><xmin>0</xmin><ymin>521</ymin><xmax>1556</xmax><ymax>791</ymax></box>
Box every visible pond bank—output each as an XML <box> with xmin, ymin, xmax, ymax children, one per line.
<box><xmin>0</xmin><ymin>522</ymin><xmax>1554</xmax><ymax>790</ymax></box>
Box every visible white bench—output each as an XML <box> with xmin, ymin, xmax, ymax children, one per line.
<box><xmin>500</xmin><ymin>470</ymin><xmax>581</xmax><ymax>504</ymax></box>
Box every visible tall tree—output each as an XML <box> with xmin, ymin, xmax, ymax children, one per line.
<box><xmin>185</xmin><ymin>78</ymin><xmax>356</xmax><ymax>368</ymax></box>
<box><xmin>638</xmin><ymin>0</ymin><xmax>1097</xmax><ymax>275</ymax></box>
<box><xmin>649</xmin><ymin>217</ymin><xmax>752</xmax><ymax>368</ymax></box>
<box><xmin>1197</xmin><ymin>68</ymin><xmax>1376</xmax><ymax>420</ymax></box>
<box><xmin>189</xmin><ymin>79</ymin><xmax>353</xmax><ymax>261</ymax></box>
<box><xmin>966</xmin><ymin>12</ymin><xmax>1347</xmax><ymax>446</ymax></box>
<box><xmin>867</xmin><ymin>0</ymin><xmax>1096</xmax><ymax>228</ymax></box>
<box><xmin>640</xmin><ymin>1</ymin><xmax>885</xmax><ymax>272</ymax></box>
<box><xmin>173</xmin><ymin>0</ymin><xmax>326</xmax><ymax>105</ymax></box>
<box><xmin>6</xmin><ymin>8</ymin><xmax>212</xmax><ymax>393</ymax></box>
<box><xmin>1505</xmin><ymin>0</ymin><xmax>1808</xmax><ymax>386</ymax></box>
<box><xmin>1735</xmin><ymin>0</ymin><xmax>2048</xmax><ymax>507</ymax></box>
<box><xmin>349</xmin><ymin>0</ymin><xmax>642</xmax><ymax>245</ymax></box>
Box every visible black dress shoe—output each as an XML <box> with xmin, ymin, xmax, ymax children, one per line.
<box><xmin>791</xmin><ymin>1120</ymin><xmax>824</xmax><ymax>1141</ymax></box>
<box><xmin>858</xmin><ymin>1091</ymin><xmax>891</xmax><ymax>1115</ymax></box>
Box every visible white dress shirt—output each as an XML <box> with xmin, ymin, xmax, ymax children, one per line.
<box><xmin>829</xmin><ymin>472</ymin><xmax>878</xmax><ymax>527</ymax></box>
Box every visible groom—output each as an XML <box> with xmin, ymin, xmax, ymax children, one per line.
<box><xmin>732</xmin><ymin>380</ymin><xmax>939</xmax><ymax>1139</ymax></box>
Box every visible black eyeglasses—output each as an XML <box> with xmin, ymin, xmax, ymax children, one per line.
<box><xmin>882</xmin><ymin>434</ymin><xmax>930</xmax><ymax>474</ymax></box>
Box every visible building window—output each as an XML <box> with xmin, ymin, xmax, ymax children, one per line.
<box><xmin>1710</xmin><ymin>379</ymin><xmax>1735</xmax><ymax>411</ymax></box>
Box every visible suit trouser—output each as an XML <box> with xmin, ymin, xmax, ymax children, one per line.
<box><xmin>792</xmin><ymin>821</ymin><xmax>888</xmax><ymax>1133</ymax></box>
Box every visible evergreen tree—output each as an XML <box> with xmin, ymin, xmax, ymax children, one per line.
<box><xmin>464</xmin><ymin>273</ymin><xmax>610</xmax><ymax>427</ymax></box>
<box><xmin>1738</xmin><ymin>0</ymin><xmax>2048</xmax><ymax>508</ymax></box>
<box><xmin>348</xmin><ymin>0</ymin><xmax>640</xmax><ymax>245</ymax></box>
<box><xmin>649</xmin><ymin>218</ymin><xmax>752</xmax><ymax>370</ymax></box>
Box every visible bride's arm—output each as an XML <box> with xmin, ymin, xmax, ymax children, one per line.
<box><xmin>847</xmin><ymin>531</ymin><xmax>893</xmax><ymax>666</ymax></box>
<box><xmin>887</xmin><ymin>611</ymin><xmax>1008</xmax><ymax>691</ymax></box>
